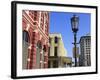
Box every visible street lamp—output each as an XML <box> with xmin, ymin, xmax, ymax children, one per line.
<box><xmin>71</xmin><ymin>14</ymin><xmax>79</xmax><ymax>67</ymax></box>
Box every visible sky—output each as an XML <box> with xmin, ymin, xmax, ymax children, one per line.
<box><xmin>49</xmin><ymin>12</ymin><xmax>91</xmax><ymax>60</ymax></box>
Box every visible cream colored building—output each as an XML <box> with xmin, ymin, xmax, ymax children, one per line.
<box><xmin>48</xmin><ymin>33</ymin><xmax>72</xmax><ymax>68</ymax></box>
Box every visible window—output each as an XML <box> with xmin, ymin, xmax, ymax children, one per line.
<box><xmin>49</xmin><ymin>38</ymin><xmax>51</xmax><ymax>43</ymax></box>
<box><xmin>55</xmin><ymin>37</ymin><xmax>58</xmax><ymax>43</ymax></box>
<box><xmin>41</xmin><ymin>50</ymin><xmax>45</xmax><ymax>68</ymax></box>
<box><xmin>53</xmin><ymin>60</ymin><xmax>58</xmax><ymax>68</ymax></box>
<box><xmin>29</xmin><ymin>11</ymin><xmax>34</xmax><ymax>19</ymax></box>
<box><xmin>40</xmin><ymin>12</ymin><xmax>44</xmax><ymax>30</ymax></box>
<box><xmin>34</xmin><ymin>16</ymin><xmax>37</xmax><ymax>20</ymax></box>
<box><xmin>34</xmin><ymin>11</ymin><xmax>37</xmax><ymax>16</ymax></box>
<box><xmin>86</xmin><ymin>55</ymin><xmax>91</xmax><ymax>66</ymax></box>
<box><xmin>23</xmin><ymin>31</ymin><xmax>29</xmax><ymax>43</ymax></box>
<box><xmin>22</xmin><ymin>31</ymin><xmax>29</xmax><ymax>69</ymax></box>
<box><xmin>48</xmin><ymin>47</ymin><xmax>50</xmax><ymax>56</ymax></box>
<box><xmin>88</xmin><ymin>55</ymin><xmax>91</xmax><ymax>66</ymax></box>
<box><xmin>36</xmin><ymin>41</ymin><xmax>42</xmax><ymax>68</ymax></box>
<box><xmin>41</xmin><ymin>45</ymin><xmax>46</xmax><ymax>68</ymax></box>
<box><xmin>33</xmin><ymin>22</ymin><xmax>37</xmax><ymax>25</ymax></box>
<box><xmin>34</xmin><ymin>11</ymin><xmax>38</xmax><ymax>20</ymax></box>
<box><xmin>54</xmin><ymin>47</ymin><xmax>58</xmax><ymax>56</ymax></box>
<box><xmin>48</xmin><ymin>61</ymin><xmax>50</xmax><ymax>68</ymax></box>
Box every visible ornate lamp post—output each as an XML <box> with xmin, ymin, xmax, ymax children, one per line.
<box><xmin>71</xmin><ymin>14</ymin><xmax>79</xmax><ymax>67</ymax></box>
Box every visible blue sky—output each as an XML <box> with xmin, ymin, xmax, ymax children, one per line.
<box><xmin>49</xmin><ymin>12</ymin><xmax>91</xmax><ymax>60</ymax></box>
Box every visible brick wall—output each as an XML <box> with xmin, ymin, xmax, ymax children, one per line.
<box><xmin>22</xmin><ymin>10</ymin><xmax>49</xmax><ymax>69</ymax></box>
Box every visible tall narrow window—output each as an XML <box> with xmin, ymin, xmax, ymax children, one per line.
<box><xmin>54</xmin><ymin>47</ymin><xmax>58</xmax><ymax>56</ymax></box>
<box><xmin>49</xmin><ymin>38</ymin><xmax>51</xmax><ymax>43</ymax></box>
<box><xmin>55</xmin><ymin>37</ymin><xmax>58</xmax><ymax>43</ymax></box>
<box><xmin>34</xmin><ymin>11</ymin><xmax>38</xmax><ymax>21</ymax></box>
<box><xmin>22</xmin><ymin>31</ymin><xmax>29</xmax><ymax>69</ymax></box>
<box><xmin>48</xmin><ymin>47</ymin><xmax>50</xmax><ymax>56</ymax></box>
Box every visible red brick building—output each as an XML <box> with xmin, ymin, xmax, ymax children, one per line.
<box><xmin>22</xmin><ymin>10</ymin><xmax>49</xmax><ymax>69</ymax></box>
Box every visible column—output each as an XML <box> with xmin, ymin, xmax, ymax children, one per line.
<box><xmin>29</xmin><ymin>32</ymin><xmax>37</xmax><ymax>69</ymax></box>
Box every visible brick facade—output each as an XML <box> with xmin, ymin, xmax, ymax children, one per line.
<box><xmin>22</xmin><ymin>10</ymin><xmax>49</xmax><ymax>69</ymax></box>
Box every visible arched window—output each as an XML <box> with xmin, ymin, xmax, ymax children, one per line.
<box><xmin>22</xmin><ymin>31</ymin><xmax>29</xmax><ymax>69</ymax></box>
